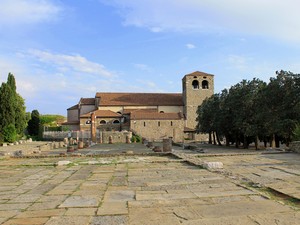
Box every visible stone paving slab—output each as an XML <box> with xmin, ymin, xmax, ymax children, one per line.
<box><xmin>97</xmin><ymin>202</ymin><xmax>128</xmax><ymax>215</ymax></box>
<box><xmin>59</xmin><ymin>195</ymin><xmax>100</xmax><ymax>208</ymax></box>
<box><xmin>2</xmin><ymin>217</ymin><xmax>50</xmax><ymax>225</ymax></box>
<box><xmin>44</xmin><ymin>216</ymin><xmax>91</xmax><ymax>225</ymax></box>
<box><xmin>15</xmin><ymin>209</ymin><xmax>66</xmax><ymax>218</ymax></box>
<box><xmin>90</xmin><ymin>215</ymin><xmax>128</xmax><ymax>225</ymax></box>
<box><xmin>0</xmin><ymin>153</ymin><xmax>299</xmax><ymax>225</ymax></box>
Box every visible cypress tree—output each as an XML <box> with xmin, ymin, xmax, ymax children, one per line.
<box><xmin>27</xmin><ymin>110</ymin><xmax>40</xmax><ymax>136</ymax></box>
<box><xmin>0</xmin><ymin>73</ymin><xmax>27</xmax><ymax>142</ymax></box>
<box><xmin>0</xmin><ymin>82</ymin><xmax>15</xmax><ymax>128</ymax></box>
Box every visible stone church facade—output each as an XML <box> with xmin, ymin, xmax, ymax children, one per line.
<box><xmin>63</xmin><ymin>71</ymin><xmax>214</xmax><ymax>142</ymax></box>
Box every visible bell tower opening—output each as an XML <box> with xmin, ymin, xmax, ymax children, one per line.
<box><xmin>192</xmin><ymin>80</ymin><xmax>199</xmax><ymax>89</ymax></box>
<box><xmin>202</xmin><ymin>80</ymin><xmax>209</xmax><ymax>89</ymax></box>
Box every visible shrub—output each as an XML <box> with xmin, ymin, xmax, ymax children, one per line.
<box><xmin>135</xmin><ymin>135</ymin><xmax>142</xmax><ymax>143</ymax></box>
<box><xmin>131</xmin><ymin>136</ymin><xmax>136</xmax><ymax>143</ymax></box>
<box><xmin>131</xmin><ymin>135</ymin><xmax>142</xmax><ymax>143</ymax></box>
<box><xmin>292</xmin><ymin>125</ymin><xmax>300</xmax><ymax>141</ymax></box>
<box><xmin>3</xmin><ymin>124</ymin><xmax>17</xmax><ymax>143</ymax></box>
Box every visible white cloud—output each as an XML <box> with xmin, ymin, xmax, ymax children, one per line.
<box><xmin>104</xmin><ymin>0</ymin><xmax>300</xmax><ymax>42</ymax></box>
<box><xmin>27</xmin><ymin>49</ymin><xmax>115</xmax><ymax>77</ymax></box>
<box><xmin>0</xmin><ymin>0</ymin><xmax>62</xmax><ymax>26</ymax></box>
<box><xmin>133</xmin><ymin>63</ymin><xmax>151</xmax><ymax>72</ymax></box>
<box><xmin>135</xmin><ymin>79</ymin><xmax>164</xmax><ymax>92</ymax></box>
<box><xmin>186</xmin><ymin>44</ymin><xmax>196</xmax><ymax>49</ymax></box>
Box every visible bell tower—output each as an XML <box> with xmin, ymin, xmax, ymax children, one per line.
<box><xmin>182</xmin><ymin>71</ymin><xmax>214</xmax><ymax>130</ymax></box>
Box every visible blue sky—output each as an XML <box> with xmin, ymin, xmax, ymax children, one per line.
<box><xmin>1</xmin><ymin>0</ymin><xmax>300</xmax><ymax>115</ymax></box>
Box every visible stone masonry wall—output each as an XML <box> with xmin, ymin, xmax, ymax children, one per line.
<box><xmin>100</xmin><ymin>131</ymin><xmax>132</xmax><ymax>144</ymax></box>
<box><xmin>289</xmin><ymin>141</ymin><xmax>300</xmax><ymax>153</ymax></box>
<box><xmin>130</xmin><ymin>119</ymin><xmax>184</xmax><ymax>142</ymax></box>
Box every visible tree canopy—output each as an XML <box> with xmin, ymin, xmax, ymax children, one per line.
<box><xmin>27</xmin><ymin>110</ymin><xmax>40</xmax><ymax>137</ymax></box>
<box><xmin>0</xmin><ymin>73</ymin><xmax>27</xmax><ymax>143</ymax></box>
<box><xmin>196</xmin><ymin>70</ymin><xmax>300</xmax><ymax>149</ymax></box>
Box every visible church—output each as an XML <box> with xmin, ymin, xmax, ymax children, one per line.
<box><xmin>63</xmin><ymin>71</ymin><xmax>214</xmax><ymax>142</ymax></box>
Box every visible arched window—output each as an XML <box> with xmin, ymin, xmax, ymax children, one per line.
<box><xmin>100</xmin><ymin>120</ymin><xmax>106</xmax><ymax>124</ymax></box>
<box><xmin>202</xmin><ymin>80</ymin><xmax>209</xmax><ymax>89</ymax></box>
<box><xmin>192</xmin><ymin>80</ymin><xmax>199</xmax><ymax>89</ymax></box>
<box><xmin>144</xmin><ymin>122</ymin><xmax>146</xmax><ymax>127</ymax></box>
<box><xmin>158</xmin><ymin>121</ymin><xmax>161</xmax><ymax>126</ymax></box>
<box><xmin>113</xmin><ymin>120</ymin><xmax>120</xmax><ymax>124</ymax></box>
<box><xmin>160</xmin><ymin>111</ymin><xmax>164</xmax><ymax>113</ymax></box>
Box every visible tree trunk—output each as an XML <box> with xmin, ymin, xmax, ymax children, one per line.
<box><xmin>225</xmin><ymin>135</ymin><xmax>230</xmax><ymax>146</ymax></box>
<box><xmin>271</xmin><ymin>134</ymin><xmax>276</xmax><ymax>148</ymax></box>
<box><xmin>235</xmin><ymin>134</ymin><xmax>239</xmax><ymax>148</ymax></box>
<box><xmin>243</xmin><ymin>136</ymin><xmax>248</xmax><ymax>149</ymax></box>
<box><xmin>264</xmin><ymin>139</ymin><xmax>267</xmax><ymax>148</ymax></box>
<box><xmin>208</xmin><ymin>132</ymin><xmax>212</xmax><ymax>144</ymax></box>
<box><xmin>213</xmin><ymin>132</ymin><xmax>217</xmax><ymax>145</ymax></box>
<box><xmin>275</xmin><ymin>135</ymin><xmax>280</xmax><ymax>148</ymax></box>
<box><xmin>255</xmin><ymin>136</ymin><xmax>259</xmax><ymax>150</ymax></box>
<box><xmin>216</xmin><ymin>131</ymin><xmax>222</xmax><ymax>146</ymax></box>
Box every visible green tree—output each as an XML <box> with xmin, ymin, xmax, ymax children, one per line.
<box><xmin>0</xmin><ymin>82</ymin><xmax>15</xmax><ymax>130</ymax></box>
<box><xmin>27</xmin><ymin>110</ymin><xmax>40</xmax><ymax>136</ymax></box>
<box><xmin>2</xmin><ymin>124</ymin><xmax>17</xmax><ymax>143</ymax></box>
<box><xmin>15</xmin><ymin>94</ymin><xmax>27</xmax><ymax>136</ymax></box>
<box><xmin>0</xmin><ymin>73</ymin><xmax>27</xmax><ymax>142</ymax></box>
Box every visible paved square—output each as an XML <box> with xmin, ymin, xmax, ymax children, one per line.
<box><xmin>0</xmin><ymin>150</ymin><xmax>299</xmax><ymax>224</ymax></box>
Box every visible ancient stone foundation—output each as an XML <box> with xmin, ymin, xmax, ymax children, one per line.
<box><xmin>289</xmin><ymin>141</ymin><xmax>300</xmax><ymax>153</ymax></box>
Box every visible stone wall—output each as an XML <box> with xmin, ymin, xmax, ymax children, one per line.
<box><xmin>100</xmin><ymin>131</ymin><xmax>132</xmax><ymax>144</ymax></box>
<box><xmin>289</xmin><ymin>141</ymin><xmax>300</xmax><ymax>153</ymax></box>
<box><xmin>130</xmin><ymin>119</ymin><xmax>184</xmax><ymax>142</ymax></box>
<box><xmin>43</xmin><ymin>130</ymin><xmax>131</xmax><ymax>144</ymax></box>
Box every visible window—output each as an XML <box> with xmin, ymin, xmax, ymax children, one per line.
<box><xmin>171</xmin><ymin>121</ymin><xmax>173</xmax><ymax>126</ymax></box>
<box><xmin>160</xmin><ymin>111</ymin><xmax>164</xmax><ymax>113</ymax></box>
<box><xmin>100</xmin><ymin>120</ymin><xmax>106</xmax><ymax>124</ymax></box>
<box><xmin>158</xmin><ymin>121</ymin><xmax>160</xmax><ymax>126</ymax></box>
<box><xmin>144</xmin><ymin>122</ymin><xmax>146</xmax><ymax>127</ymax></box>
<box><xmin>85</xmin><ymin>120</ymin><xmax>91</xmax><ymax>125</ymax></box>
<box><xmin>113</xmin><ymin>120</ymin><xmax>120</xmax><ymax>124</ymax></box>
<box><xmin>192</xmin><ymin>80</ymin><xmax>199</xmax><ymax>89</ymax></box>
<box><xmin>202</xmin><ymin>80</ymin><xmax>209</xmax><ymax>89</ymax></box>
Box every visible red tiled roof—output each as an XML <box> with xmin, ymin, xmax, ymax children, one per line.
<box><xmin>80</xmin><ymin>110</ymin><xmax>122</xmax><ymax>118</ymax></box>
<box><xmin>80</xmin><ymin>98</ymin><xmax>95</xmax><ymax>105</ymax></box>
<box><xmin>131</xmin><ymin>112</ymin><xmax>183</xmax><ymax>120</ymax></box>
<box><xmin>95</xmin><ymin>93</ymin><xmax>183</xmax><ymax>106</ymax></box>
<box><xmin>184</xmin><ymin>71</ymin><xmax>214</xmax><ymax>77</ymax></box>
<box><xmin>67</xmin><ymin>104</ymin><xmax>78</xmax><ymax>110</ymax></box>
<box><xmin>123</xmin><ymin>108</ymin><xmax>158</xmax><ymax>114</ymax></box>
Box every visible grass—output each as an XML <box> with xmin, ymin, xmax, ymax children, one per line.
<box><xmin>243</xmin><ymin>181</ymin><xmax>300</xmax><ymax>209</ymax></box>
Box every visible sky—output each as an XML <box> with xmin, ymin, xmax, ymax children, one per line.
<box><xmin>1</xmin><ymin>0</ymin><xmax>300</xmax><ymax>116</ymax></box>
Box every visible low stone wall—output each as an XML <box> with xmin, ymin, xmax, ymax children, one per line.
<box><xmin>100</xmin><ymin>131</ymin><xmax>132</xmax><ymax>144</ymax></box>
<box><xmin>289</xmin><ymin>141</ymin><xmax>300</xmax><ymax>153</ymax></box>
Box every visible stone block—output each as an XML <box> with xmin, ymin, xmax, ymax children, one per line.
<box><xmin>203</xmin><ymin>161</ymin><xmax>223</xmax><ymax>169</ymax></box>
<box><xmin>13</xmin><ymin>150</ymin><xmax>23</xmax><ymax>157</ymax></box>
<box><xmin>78</xmin><ymin>141</ymin><xmax>84</xmax><ymax>149</ymax></box>
<box><xmin>56</xmin><ymin>161</ymin><xmax>71</xmax><ymax>166</ymax></box>
<box><xmin>153</xmin><ymin>146</ymin><xmax>162</xmax><ymax>152</ymax></box>
<box><xmin>163</xmin><ymin>138</ymin><xmax>172</xmax><ymax>152</ymax></box>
